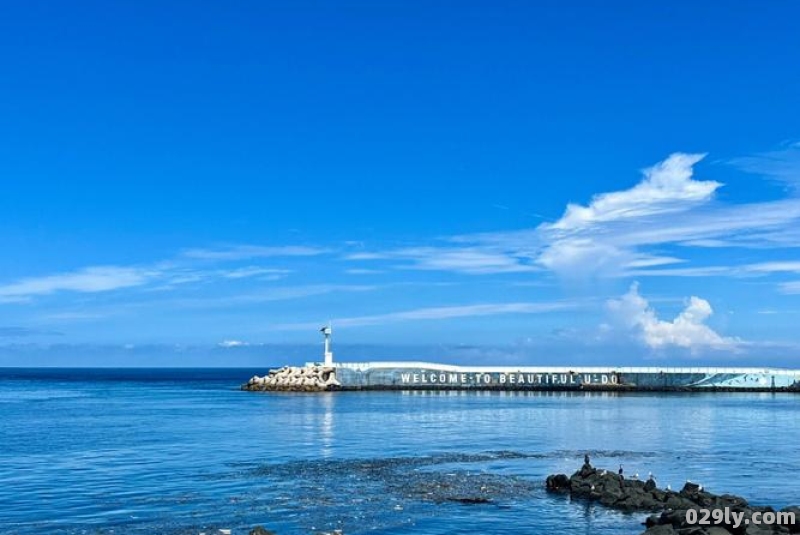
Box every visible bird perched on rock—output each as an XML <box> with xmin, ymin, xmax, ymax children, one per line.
<box><xmin>584</xmin><ymin>453</ymin><xmax>591</xmax><ymax>465</ymax></box>
<box><xmin>618</xmin><ymin>465</ymin><xmax>624</xmax><ymax>477</ymax></box>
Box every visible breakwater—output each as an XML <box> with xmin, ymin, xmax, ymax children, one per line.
<box><xmin>243</xmin><ymin>362</ymin><xmax>800</xmax><ymax>392</ymax></box>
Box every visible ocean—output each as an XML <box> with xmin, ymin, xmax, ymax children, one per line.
<box><xmin>1</xmin><ymin>368</ymin><xmax>798</xmax><ymax>535</ymax></box>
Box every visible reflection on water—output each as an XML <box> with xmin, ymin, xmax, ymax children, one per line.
<box><xmin>320</xmin><ymin>392</ymin><xmax>335</xmax><ymax>459</ymax></box>
<box><xmin>0</xmin><ymin>370</ymin><xmax>798</xmax><ymax>535</ymax></box>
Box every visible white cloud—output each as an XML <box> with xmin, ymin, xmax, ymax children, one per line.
<box><xmin>0</xmin><ymin>266</ymin><xmax>156</xmax><ymax>301</ymax></box>
<box><xmin>218</xmin><ymin>339</ymin><xmax>248</xmax><ymax>348</ymax></box>
<box><xmin>536</xmin><ymin>153</ymin><xmax>726</xmax><ymax>276</ymax></box>
<box><xmin>274</xmin><ymin>301</ymin><xmax>576</xmax><ymax>330</ymax></box>
<box><xmin>607</xmin><ymin>283</ymin><xmax>739</xmax><ymax>351</ymax></box>
<box><xmin>182</xmin><ymin>245</ymin><xmax>327</xmax><ymax>261</ymax></box>
<box><xmin>549</xmin><ymin>153</ymin><xmax>719</xmax><ymax>230</ymax></box>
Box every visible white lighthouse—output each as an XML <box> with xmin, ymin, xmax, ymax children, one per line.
<box><xmin>321</xmin><ymin>324</ymin><xmax>333</xmax><ymax>366</ymax></box>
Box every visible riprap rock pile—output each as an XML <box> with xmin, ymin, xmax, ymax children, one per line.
<box><xmin>242</xmin><ymin>365</ymin><xmax>341</xmax><ymax>392</ymax></box>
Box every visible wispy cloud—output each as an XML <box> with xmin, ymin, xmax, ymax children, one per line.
<box><xmin>154</xmin><ymin>284</ymin><xmax>377</xmax><ymax>309</ymax></box>
<box><xmin>182</xmin><ymin>245</ymin><xmax>328</xmax><ymax>261</ymax></box>
<box><xmin>624</xmin><ymin>266</ymin><xmax>734</xmax><ymax>278</ymax></box>
<box><xmin>349</xmin><ymin>150</ymin><xmax>800</xmax><ymax>280</ymax></box>
<box><xmin>731</xmin><ymin>141</ymin><xmax>800</xmax><ymax>189</ymax></box>
<box><xmin>0</xmin><ymin>244</ymin><xmax>303</xmax><ymax>304</ymax></box>
<box><xmin>549</xmin><ymin>153</ymin><xmax>719</xmax><ymax>230</ymax></box>
<box><xmin>274</xmin><ymin>300</ymin><xmax>577</xmax><ymax>330</ymax></box>
<box><xmin>780</xmin><ymin>281</ymin><xmax>800</xmax><ymax>294</ymax></box>
<box><xmin>743</xmin><ymin>261</ymin><xmax>800</xmax><ymax>274</ymax></box>
<box><xmin>219</xmin><ymin>266</ymin><xmax>290</xmax><ymax>279</ymax></box>
<box><xmin>625</xmin><ymin>260</ymin><xmax>800</xmax><ymax>279</ymax></box>
<box><xmin>0</xmin><ymin>266</ymin><xmax>157</xmax><ymax>303</ymax></box>
<box><xmin>0</xmin><ymin>326</ymin><xmax>63</xmax><ymax>337</ymax></box>
<box><xmin>346</xmin><ymin>246</ymin><xmax>539</xmax><ymax>274</ymax></box>
<box><xmin>606</xmin><ymin>283</ymin><xmax>739</xmax><ymax>352</ymax></box>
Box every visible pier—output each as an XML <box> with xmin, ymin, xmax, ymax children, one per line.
<box><xmin>242</xmin><ymin>328</ymin><xmax>800</xmax><ymax>393</ymax></box>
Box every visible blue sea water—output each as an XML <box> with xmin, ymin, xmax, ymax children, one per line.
<box><xmin>0</xmin><ymin>368</ymin><xmax>798</xmax><ymax>535</ymax></box>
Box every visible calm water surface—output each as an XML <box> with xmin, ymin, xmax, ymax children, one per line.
<box><xmin>1</xmin><ymin>368</ymin><xmax>798</xmax><ymax>535</ymax></box>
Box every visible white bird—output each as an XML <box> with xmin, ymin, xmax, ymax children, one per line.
<box><xmin>699</xmin><ymin>485</ymin><xmax>704</xmax><ymax>492</ymax></box>
<box><xmin>667</xmin><ymin>484</ymin><xmax>672</xmax><ymax>491</ymax></box>
<box><xmin>600</xmin><ymin>470</ymin><xmax>607</xmax><ymax>476</ymax></box>
<box><xmin>632</xmin><ymin>473</ymin><xmax>639</xmax><ymax>480</ymax></box>
<box><xmin>590</xmin><ymin>485</ymin><xmax>595</xmax><ymax>491</ymax></box>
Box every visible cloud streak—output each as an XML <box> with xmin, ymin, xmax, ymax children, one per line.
<box><xmin>348</xmin><ymin>247</ymin><xmax>538</xmax><ymax>274</ymax></box>
<box><xmin>731</xmin><ymin>141</ymin><xmax>800</xmax><ymax>189</ymax></box>
<box><xmin>0</xmin><ymin>266</ymin><xmax>156</xmax><ymax>302</ymax></box>
<box><xmin>274</xmin><ymin>301</ymin><xmax>577</xmax><ymax>330</ymax></box>
<box><xmin>182</xmin><ymin>245</ymin><xmax>328</xmax><ymax>261</ymax></box>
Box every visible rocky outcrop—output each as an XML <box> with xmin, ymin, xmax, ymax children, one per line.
<box><xmin>642</xmin><ymin>505</ymin><xmax>799</xmax><ymax>535</ymax></box>
<box><xmin>546</xmin><ymin>463</ymin><xmax>798</xmax><ymax>534</ymax></box>
<box><xmin>242</xmin><ymin>365</ymin><xmax>341</xmax><ymax>392</ymax></box>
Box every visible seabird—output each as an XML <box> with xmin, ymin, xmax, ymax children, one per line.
<box><xmin>584</xmin><ymin>453</ymin><xmax>591</xmax><ymax>465</ymax></box>
<box><xmin>600</xmin><ymin>470</ymin><xmax>607</xmax><ymax>476</ymax></box>
<box><xmin>666</xmin><ymin>484</ymin><xmax>672</xmax><ymax>491</ymax></box>
<box><xmin>618</xmin><ymin>465</ymin><xmax>624</xmax><ymax>476</ymax></box>
<box><xmin>632</xmin><ymin>473</ymin><xmax>639</xmax><ymax>480</ymax></box>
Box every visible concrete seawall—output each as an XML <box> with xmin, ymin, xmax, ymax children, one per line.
<box><xmin>243</xmin><ymin>361</ymin><xmax>800</xmax><ymax>392</ymax></box>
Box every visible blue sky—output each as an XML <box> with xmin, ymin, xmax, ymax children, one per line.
<box><xmin>2</xmin><ymin>1</ymin><xmax>800</xmax><ymax>367</ymax></box>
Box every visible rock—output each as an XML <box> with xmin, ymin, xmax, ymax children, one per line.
<box><xmin>546</xmin><ymin>473</ymin><xmax>570</xmax><ymax>492</ymax></box>
<box><xmin>781</xmin><ymin>506</ymin><xmax>800</xmax><ymax>533</ymax></box>
<box><xmin>446</xmin><ymin>496</ymin><xmax>492</xmax><ymax>504</ymax></box>
<box><xmin>744</xmin><ymin>526</ymin><xmax>775</xmax><ymax>535</ymax></box>
<box><xmin>681</xmin><ymin>481</ymin><xmax>702</xmax><ymax>496</ymax></box>
<box><xmin>549</xmin><ymin>463</ymin><xmax>793</xmax><ymax>535</ymax></box>
<box><xmin>642</xmin><ymin>525</ymin><xmax>677</xmax><ymax>535</ymax></box>
<box><xmin>249</xmin><ymin>527</ymin><xmax>276</xmax><ymax>535</ymax></box>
